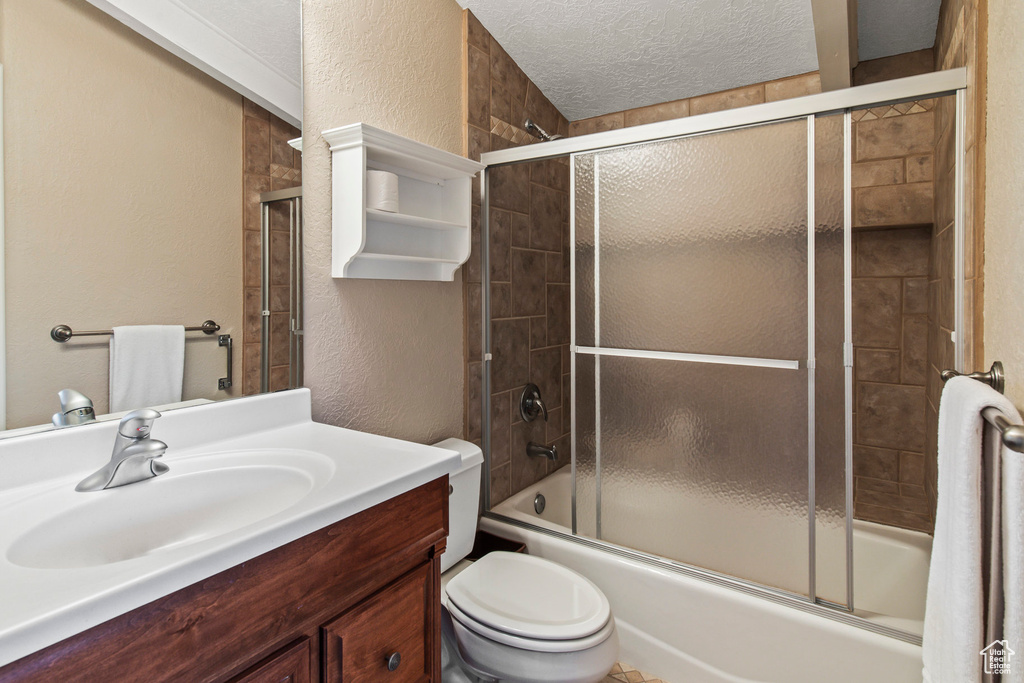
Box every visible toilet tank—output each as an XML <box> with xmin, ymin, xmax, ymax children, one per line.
<box><xmin>433</xmin><ymin>438</ymin><xmax>483</xmax><ymax>573</ymax></box>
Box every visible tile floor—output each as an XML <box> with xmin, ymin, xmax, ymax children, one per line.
<box><xmin>603</xmin><ymin>662</ymin><xmax>669</xmax><ymax>683</ymax></box>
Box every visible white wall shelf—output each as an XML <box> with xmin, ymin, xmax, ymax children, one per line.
<box><xmin>322</xmin><ymin>123</ymin><xmax>483</xmax><ymax>281</ymax></box>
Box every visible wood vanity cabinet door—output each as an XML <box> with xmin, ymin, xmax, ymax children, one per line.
<box><xmin>229</xmin><ymin>639</ymin><xmax>311</xmax><ymax>683</ymax></box>
<box><xmin>322</xmin><ymin>562</ymin><xmax>433</xmax><ymax>683</ymax></box>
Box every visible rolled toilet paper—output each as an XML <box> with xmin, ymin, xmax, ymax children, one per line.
<box><xmin>366</xmin><ymin>170</ymin><xmax>399</xmax><ymax>213</ymax></box>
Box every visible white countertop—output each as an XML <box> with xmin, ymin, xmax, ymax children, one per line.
<box><xmin>0</xmin><ymin>389</ymin><xmax>461</xmax><ymax>668</ymax></box>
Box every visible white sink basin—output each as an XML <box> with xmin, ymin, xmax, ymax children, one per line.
<box><xmin>0</xmin><ymin>389</ymin><xmax>461</xmax><ymax>668</ymax></box>
<box><xmin>7</xmin><ymin>449</ymin><xmax>333</xmax><ymax>569</ymax></box>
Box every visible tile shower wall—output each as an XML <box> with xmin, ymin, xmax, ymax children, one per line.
<box><xmin>850</xmin><ymin>97</ymin><xmax>935</xmax><ymax>532</ymax></box>
<box><xmin>241</xmin><ymin>99</ymin><xmax>302</xmax><ymax>396</ymax></box>
<box><xmin>462</xmin><ymin>10</ymin><xmax>571</xmax><ymax>505</ymax></box>
<box><xmin>926</xmin><ymin>0</ymin><xmax>986</xmax><ymax>521</ymax></box>
<box><xmin>851</xmin><ymin>227</ymin><xmax>932</xmax><ymax>531</ymax></box>
<box><xmin>568</xmin><ymin>72</ymin><xmax>823</xmax><ymax>136</ymax></box>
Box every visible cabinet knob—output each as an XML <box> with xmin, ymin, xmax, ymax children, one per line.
<box><xmin>386</xmin><ymin>651</ymin><xmax>401</xmax><ymax>672</ymax></box>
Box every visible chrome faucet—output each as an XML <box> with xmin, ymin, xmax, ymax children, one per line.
<box><xmin>52</xmin><ymin>389</ymin><xmax>96</xmax><ymax>427</ymax></box>
<box><xmin>75</xmin><ymin>409</ymin><xmax>169</xmax><ymax>492</ymax></box>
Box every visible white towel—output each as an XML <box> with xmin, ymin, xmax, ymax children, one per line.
<box><xmin>924</xmin><ymin>376</ymin><xmax>1022</xmax><ymax>683</ymax></box>
<box><xmin>109</xmin><ymin>325</ymin><xmax>185</xmax><ymax>413</ymax></box>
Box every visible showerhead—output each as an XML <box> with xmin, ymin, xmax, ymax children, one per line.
<box><xmin>524</xmin><ymin>118</ymin><xmax>563</xmax><ymax>142</ymax></box>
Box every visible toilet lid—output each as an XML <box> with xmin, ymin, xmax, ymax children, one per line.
<box><xmin>444</xmin><ymin>552</ymin><xmax>610</xmax><ymax>641</ymax></box>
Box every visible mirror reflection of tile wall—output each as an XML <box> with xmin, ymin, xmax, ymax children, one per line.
<box><xmin>241</xmin><ymin>101</ymin><xmax>302</xmax><ymax>396</ymax></box>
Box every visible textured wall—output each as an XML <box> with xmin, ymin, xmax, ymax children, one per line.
<box><xmin>1</xmin><ymin>0</ymin><xmax>243</xmax><ymax>429</ymax></box>
<box><xmin>983</xmin><ymin>0</ymin><xmax>1024</xmax><ymax>410</ymax></box>
<box><xmin>301</xmin><ymin>0</ymin><xmax>465</xmax><ymax>443</ymax></box>
<box><xmin>456</xmin><ymin>0</ymin><xmax>818</xmax><ymax>121</ymax></box>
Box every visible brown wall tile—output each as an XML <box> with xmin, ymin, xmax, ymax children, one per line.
<box><xmin>853</xmin><ymin>445</ymin><xmax>899</xmax><ymax>480</ymax></box>
<box><xmin>853</xmin><ymin>49</ymin><xmax>935</xmax><ymax>86</ymax></box>
<box><xmin>690</xmin><ymin>84</ymin><xmax>764</xmax><ymax>115</ymax></box>
<box><xmin>856</xmin><ymin>349</ymin><xmax>901</xmax><ymax>383</ymax></box>
<box><xmin>854</xmin><ymin>227</ymin><xmax>931</xmax><ymax>277</ymax></box>
<box><xmin>764</xmin><ymin>72</ymin><xmax>821</xmax><ymax>101</ymax></box>
<box><xmin>855</xmin><ymin>112</ymin><xmax>935</xmax><ymax>161</ymax></box>
<box><xmin>852</xmin><ymin>159</ymin><xmax>905</xmax><ymax>188</ymax></box>
<box><xmin>857</xmin><ymin>383</ymin><xmax>926</xmax><ymax>452</ymax></box>
<box><xmin>852</xmin><ymin>278</ymin><xmax>902</xmax><ymax>347</ymax></box>
<box><xmin>854</xmin><ymin>183</ymin><xmax>934</xmax><ymax>227</ymax></box>
<box><xmin>624</xmin><ymin>99</ymin><xmax>690</xmax><ymax>127</ymax></box>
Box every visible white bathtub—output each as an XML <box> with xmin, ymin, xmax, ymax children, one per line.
<box><xmin>484</xmin><ymin>467</ymin><xmax>930</xmax><ymax>683</ymax></box>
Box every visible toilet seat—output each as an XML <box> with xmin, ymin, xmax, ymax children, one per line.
<box><xmin>446</xmin><ymin>597</ymin><xmax>615</xmax><ymax>654</ymax></box>
<box><xmin>444</xmin><ymin>552</ymin><xmax>611</xmax><ymax>643</ymax></box>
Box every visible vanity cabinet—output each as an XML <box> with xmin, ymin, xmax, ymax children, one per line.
<box><xmin>0</xmin><ymin>477</ymin><xmax>448</xmax><ymax>683</ymax></box>
<box><xmin>322</xmin><ymin>562</ymin><xmax>432</xmax><ymax>682</ymax></box>
<box><xmin>230</xmin><ymin>639</ymin><xmax>312</xmax><ymax>683</ymax></box>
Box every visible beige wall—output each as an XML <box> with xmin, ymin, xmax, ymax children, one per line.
<box><xmin>301</xmin><ymin>0</ymin><xmax>464</xmax><ymax>443</ymax></box>
<box><xmin>983</xmin><ymin>0</ymin><xmax>1024</xmax><ymax>409</ymax></box>
<box><xmin>1</xmin><ymin>0</ymin><xmax>243</xmax><ymax>428</ymax></box>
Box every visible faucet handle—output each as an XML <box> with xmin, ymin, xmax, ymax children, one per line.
<box><xmin>520</xmin><ymin>384</ymin><xmax>549</xmax><ymax>423</ymax></box>
<box><xmin>118</xmin><ymin>408</ymin><xmax>162</xmax><ymax>438</ymax></box>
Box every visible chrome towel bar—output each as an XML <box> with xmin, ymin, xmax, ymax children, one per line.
<box><xmin>50</xmin><ymin>320</ymin><xmax>220</xmax><ymax>343</ymax></box>
<box><xmin>49</xmin><ymin>320</ymin><xmax>232</xmax><ymax>393</ymax></box>
<box><xmin>942</xmin><ymin>361</ymin><xmax>1024</xmax><ymax>453</ymax></box>
<box><xmin>941</xmin><ymin>360</ymin><xmax>1005</xmax><ymax>394</ymax></box>
<box><xmin>981</xmin><ymin>406</ymin><xmax>1024</xmax><ymax>454</ymax></box>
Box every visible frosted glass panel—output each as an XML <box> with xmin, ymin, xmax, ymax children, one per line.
<box><xmin>574</xmin><ymin>353</ymin><xmax>596</xmax><ymax>538</ymax></box>
<box><xmin>813</xmin><ymin>114</ymin><xmax>849</xmax><ymax>605</ymax></box>
<box><xmin>597</xmin><ymin>355</ymin><xmax>809</xmax><ymax>595</ymax></box>
<box><xmin>596</xmin><ymin>121</ymin><xmax>808</xmax><ymax>359</ymax></box>
<box><xmin>574</xmin><ymin>154</ymin><xmax>595</xmax><ymax>348</ymax></box>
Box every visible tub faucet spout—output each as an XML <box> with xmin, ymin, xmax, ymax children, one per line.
<box><xmin>527</xmin><ymin>442</ymin><xmax>558</xmax><ymax>461</ymax></box>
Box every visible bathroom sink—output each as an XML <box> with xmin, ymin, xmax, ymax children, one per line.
<box><xmin>0</xmin><ymin>389</ymin><xmax>461</xmax><ymax>669</ymax></box>
<box><xmin>6</xmin><ymin>449</ymin><xmax>334</xmax><ymax>569</ymax></box>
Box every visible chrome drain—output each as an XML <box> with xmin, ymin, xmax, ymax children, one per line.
<box><xmin>534</xmin><ymin>493</ymin><xmax>546</xmax><ymax>514</ymax></box>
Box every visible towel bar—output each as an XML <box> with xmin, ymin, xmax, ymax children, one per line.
<box><xmin>50</xmin><ymin>320</ymin><xmax>220</xmax><ymax>343</ymax></box>
<box><xmin>981</xmin><ymin>406</ymin><xmax>1024</xmax><ymax>454</ymax></box>
<box><xmin>941</xmin><ymin>361</ymin><xmax>1005</xmax><ymax>393</ymax></box>
<box><xmin>942</xmin><ymin>360</ymin><xmax>1024</xmax><ymax>453</ymax></box>
<box><xmin>50</xmin><ymin>320</ymin><xmax>232</xmax><ymax>393</ymax></box>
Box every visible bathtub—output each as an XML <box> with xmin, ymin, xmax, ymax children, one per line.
<box><xmin>483</xmin><ymin>467</ymin><xmax>929</xmax><ymax>683</ymax></box>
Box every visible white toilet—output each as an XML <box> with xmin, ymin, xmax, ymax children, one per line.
<box><xmin>435</xmin><ymin>438</ymin><xmax>619</xmax><ymax>683</ymax></box>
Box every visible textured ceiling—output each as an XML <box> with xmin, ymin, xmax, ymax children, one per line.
<box><xmin>174</xmin><ymin>0</ymin><xmax>301</xmax><ymax>87</ymax></box>
<box><xmin>457</xmin><ymin>0</ymin><xmax>819</xmax><ymax>121</ymax></box>
<box><xmin>857</xmin><ymin>0</ymin><xmax>942</xmax><ymax>61</ymax></box>
<box><xmin>458</xmin><ymin>0</ymin><xmax>943</xmax><ymax>121</ymax></box>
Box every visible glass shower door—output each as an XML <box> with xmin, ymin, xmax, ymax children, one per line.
<box><xmin>571</xmin><ymin>117</ymin><xmax>848</xmax><ymax>602</ymax></box>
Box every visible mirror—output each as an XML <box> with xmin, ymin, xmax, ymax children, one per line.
<box><xmin>0</xmin><ymin>0</ymin><xmax>302</xmax><ymax>435</ymax></box>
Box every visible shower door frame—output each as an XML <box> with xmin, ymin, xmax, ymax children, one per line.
<box><xmin>258</xmin><ymin>187</ymin><xmax>304</xmax><ymax>393</ymax></box>
<box><xmin>478</xmin><ymin>68</ymin><xmax>968</xmax><ymax>645</ymax></box>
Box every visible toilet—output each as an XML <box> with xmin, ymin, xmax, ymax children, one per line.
<box><xmin>435</xmin><ymin>438</ymin><xmax>619</xmax><ymax>683</ymax></box>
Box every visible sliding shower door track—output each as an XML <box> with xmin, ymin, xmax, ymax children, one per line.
<box><xmin>482</xmin><ymin>511</ymin><xmax>923</xmax><ymax>646</ymax></box>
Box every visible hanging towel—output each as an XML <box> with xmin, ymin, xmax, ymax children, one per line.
<box><xmin>924</xmin><ymin>376</ymin><xmax>1023</xmax><ymax>683</ymax></box>
<box><xmin>109</xmin><ymin>325</ymin><xmax>185</xmax><ymax>413</ymax></box>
